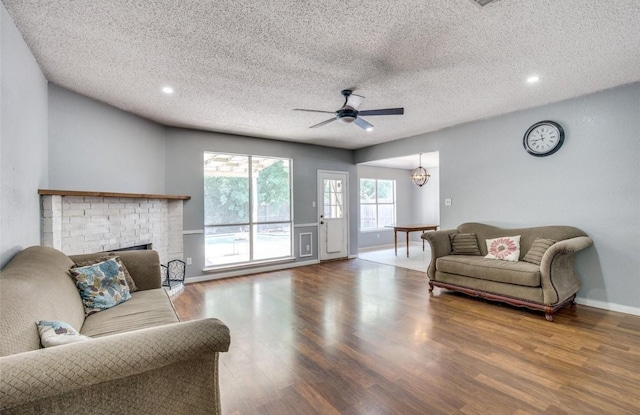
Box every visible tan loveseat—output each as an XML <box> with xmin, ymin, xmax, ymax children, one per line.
<box><xmin>0</xmin><ymin>246</ymin><xmax>230</xmax><ymax>414</ymax></box>
<box><xmin>422</xmin><ymin>223</ymin><xmax>593</xmax><ymax>321</ymax></box>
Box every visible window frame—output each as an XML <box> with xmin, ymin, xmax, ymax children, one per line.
<box><xmin>359</xmin><ymin>178</ymin><xmax>396</xmax><ymax>231</ymax></box>
<box><xmin>203</xmin><ymin>152</ymin><xmax>294</xmax><ymax>269</ymax></box>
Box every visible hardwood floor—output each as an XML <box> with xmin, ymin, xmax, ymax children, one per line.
<box><xmin>171</xmin><ymin>259</ymin><xmax>640</xmax><ymax>415</ymax></box>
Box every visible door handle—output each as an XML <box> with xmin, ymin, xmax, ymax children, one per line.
<box><xmin>320</xmin><ymin>221</ymin><xmax>325</xmax><ymax>225</ymax></box>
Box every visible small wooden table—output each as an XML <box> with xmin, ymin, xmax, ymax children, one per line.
<box><xmin>390</xmin><ymin>224</ymin><xmax>439</xmax><ymax>257</ymax></box>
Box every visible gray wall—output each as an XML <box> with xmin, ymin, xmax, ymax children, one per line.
<box><xmin>355</xmin><ymin>83</ymin><xmax>640</xmax><ymax>311</ymax></box>
<box><xmin>48</xmin><ymin>84</ymin><xmax>166</xmax><ymax>194</ymax></box>
<box><xmin>0</xmin><ymin>4</ymin><xmax>49</xmax><ymax>268</ymax></box>
<box><xmin>165</xmin><ymin>128</ymin><xmax>358</xmax><ymax>277</ymax></box>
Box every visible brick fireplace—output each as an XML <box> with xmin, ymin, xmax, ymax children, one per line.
<box><xmin>39</xmin><ymin>190</ymin><xmax>189</xmax><ymax>265</ymax></box>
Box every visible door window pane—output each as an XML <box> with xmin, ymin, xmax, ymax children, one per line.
<box><xmin>323</xmin><ymin>179</ymin><xmax>344</xmax><ymax>219</ymax></box>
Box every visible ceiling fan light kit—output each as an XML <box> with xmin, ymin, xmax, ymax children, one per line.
<box><xmin>294</xmin><ymin>89</ymin><xmax>404</xmax><ymax>131</ymax></box>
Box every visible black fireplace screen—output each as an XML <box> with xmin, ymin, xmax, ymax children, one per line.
<box><xmin>161</xmin><ymin>259</ymin><xmax>186</xmax><ymax>288</ymax></box>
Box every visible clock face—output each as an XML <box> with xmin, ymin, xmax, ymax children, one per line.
<box><xmin>523</xmin><ymin>121</ymin><xmax>564</xmax><ymax>157</ymax></box>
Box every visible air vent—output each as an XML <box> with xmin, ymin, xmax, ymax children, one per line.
<box><xmin>468</xmin><ymin>0</ymin><xmax>499</xmax><ymax>7</ymax></box>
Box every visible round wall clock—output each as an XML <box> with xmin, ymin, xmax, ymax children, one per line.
<box><xmin>523</xmin><ymin>121</ymin><xmax>565</xmax><ymax>157</ymax></box>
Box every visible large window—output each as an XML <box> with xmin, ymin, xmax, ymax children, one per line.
<box><xmin>204</xmin><ymin>153</ymin><xmax>292</xmax><ymax>267</ymax></box>
<box><xmin>360</xmin><ymin>179</ymin><xmax>396</xmax><ymax>230</ymax></box>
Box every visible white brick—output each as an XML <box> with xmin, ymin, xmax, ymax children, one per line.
<box><xmin>84</xmin><ymin>197</ymin><xmax>105</xmax><ymax>204</ymax></box>
<box><xmin>63</xmin><ymin>209</ymin><xmax>85</xmax><ymax>217</ymax></box>
<box><xmin>63</xmin><ymin>202</ymin><xmax>90</xmax><ymax>210</ymax></box>
<box><xmin>90</xmin><ymin>203</ymin><xmax>109</xmax><ymax>210</ymax></box>
<box><xmin>63</xmin><ymin>196</ymin><xmax>85</xmax><ymax>204</ymax></box>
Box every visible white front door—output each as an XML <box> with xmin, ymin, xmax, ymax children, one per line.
<box><xmin>318</xmin><ymin>171</ymin><xmax>349</xmax><ymax>260</ymax></box>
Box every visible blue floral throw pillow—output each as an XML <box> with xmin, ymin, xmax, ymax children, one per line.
<box><xmin>37</xmin><ymin>320</ymin><xmax>90</xmax><ymax>348</ymax></box>
<box><xmin>69</xmin><ymin>257</ymin><xmax>132</xmax><ymax>316</ymax></box>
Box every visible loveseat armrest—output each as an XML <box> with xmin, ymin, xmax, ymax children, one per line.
<box><xmin>422</xmin><ymin>229</ymin><xmax>458</xmax><ymax>280</ymax></box>
<box><xmin>0</xmin><ymin>318</ymin><xmax>230</xmax><ymax>412</ymax></box>
<box><xmin>540</xmin><ymin>236</ymin><xmax>593</xmax><ymax>305</ymax></box>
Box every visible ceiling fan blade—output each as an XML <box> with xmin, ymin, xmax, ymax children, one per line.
<box><xmin>358</xmin><ymin>108</ymin><xmax>404</xmax><ymax>116</ymax></box>
<box><xmin>346</xmin><ymin>93</ymin><xmax>365</xmax><ymax>110</ymax></box>
<box><xmin>310</xmin><ymin>117</ymin><xmax>337</xmax><ymax>128</ymax></box>
<box><xmin>293</xmin><ymin>109</ymin><xmax>336</xmax><ymax>114</ymax></box>
<box><xmin>354</xmin><ymin>117</ymin><xmax>374</xmax><ymax>131</ymax></box>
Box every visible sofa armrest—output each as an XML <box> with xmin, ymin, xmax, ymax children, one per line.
<box><xmin>422</xmin><ymin>229</ymin><xmax>458</xmax><ymax>280</ymax></box>
<box><xmin>70</xmin><ymin>250</ymin><xmax>163</xmax><ymax>290</ymax></box>
<box><xmin>540</xmin><ymin>236</ymin><xmax>593</xmax><ymax>304</ymax></box>
<box><xmin>0</xmin><ymin>318</ymin><xmax>230</xmax><ymax>411</ymax></box>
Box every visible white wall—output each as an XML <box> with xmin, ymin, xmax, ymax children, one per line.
<box><xmin>0</xmin><ymin>4</ymin><xmax>49</xmax><ymax>268</ymax></box>
<box><xmin>48</xmin><ymin>84</ymin><xmax>166</xmax><ymax>194</ymax></box>
<box><xmin>413</xmin><ymin>166</ymin><xmax>440</xmax><ymax>230</ymax></box>
<box><xmin>355</xmin><ymin>83</ymin><xmax>640</xmax><ymax>312</ymax></box>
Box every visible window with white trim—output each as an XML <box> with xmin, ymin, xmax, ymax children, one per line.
<box><xmin>203</xmin><ymin>152</ymin><xmax>292</xmax><ymax>267</ymax></box>
<box><xmin>359</xmin><ymin>178</ymin><xmax>396</xmax><ymax>230</ymax></box>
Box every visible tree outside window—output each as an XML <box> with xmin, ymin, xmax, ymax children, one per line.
<box><xmin>204</xmin><ymin>153</ymin><xmax>292</xmax><ymax>267</ymax></box>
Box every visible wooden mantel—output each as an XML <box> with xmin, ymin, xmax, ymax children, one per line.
<box><xmin>38</xmin><ymin>189</ymin><xmax>191</xmax><ymax>200</ymax></box>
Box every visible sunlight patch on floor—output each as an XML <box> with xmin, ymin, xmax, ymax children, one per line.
<box><xmin>358</xmin><ymin>242</ymin><xmax>429</xmax><ymax>272</ymax></box>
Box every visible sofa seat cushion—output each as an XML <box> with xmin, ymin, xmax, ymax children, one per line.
<box><xmin>80</xmin><ymin>289</ymin><xmax>179</xmax><ymax>338</ymax></box>
<box><xmin>436</xmin><ymin>255</ymin><xmax>541</xmax><ymax>287</ymax></box>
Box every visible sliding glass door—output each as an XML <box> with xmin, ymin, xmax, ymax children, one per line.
<box><xmin>204</xmin><ymin>153</ymin><xmax>292</xmax><ymax>267</ymax></box>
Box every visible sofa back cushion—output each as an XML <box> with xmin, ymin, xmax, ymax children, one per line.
<box><xmin>0</xmin><ymin>246</ymin><xmax>85</xmax><ymax>356</ymax></box>
<box><xmin>458</xmin><ymin>223</ymin><xmax>587</xmax><ymax>260</ymax></box>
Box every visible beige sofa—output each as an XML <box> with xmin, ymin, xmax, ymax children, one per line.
<box><xmin>0</xmin><ymin>246</ymin><xmax>230</xmax><ymax>414</ymax></box>
<box><xmin>422</xmin><ymin>223</ymin><xmax>593</xmax><ymax>321</ymax></box>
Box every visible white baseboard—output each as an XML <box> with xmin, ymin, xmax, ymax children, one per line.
<box><xmin>575</xmin><ymin>297</ymin><xmax>640</xmax><ymax>316</ymax></box>
<box><xmin>185</xmin><ymin>259</ymin><xmax>320</xmax><ymax>283</ymax></box>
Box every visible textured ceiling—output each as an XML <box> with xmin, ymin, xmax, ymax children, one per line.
<box><xmin>3</xmin><ymin>0</ymin><xmax>640</xmax><ymax>150</ymax></box>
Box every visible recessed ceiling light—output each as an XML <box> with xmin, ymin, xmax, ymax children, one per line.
<box><xmin>162</xmin><ymin>86</ymin><xmax>174</xmax><ymax>94</ymax></box>
<box><xmin>526</xmin><ymin>76</ymin><xmax>540</xmax><ymax>84</ymax></box>
<box><xmin>366</xmin><ymin>127</ymin><xmax>374</xmax><ymax>132</ymax></box>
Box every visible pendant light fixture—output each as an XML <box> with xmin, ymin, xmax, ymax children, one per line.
<box><xmin>411</xmin><ymin>153</ymin><xmax>430</xmax><ymax>187</ymax></box>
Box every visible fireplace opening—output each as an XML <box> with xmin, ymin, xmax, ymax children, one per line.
<box><xmin>111</xmin><ymin>243</ymin><xmax>153</xmax><ymax>252</ymax></box>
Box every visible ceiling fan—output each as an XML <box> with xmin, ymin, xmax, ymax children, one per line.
<box><xmin>293</xmin><ymin>89</ymin><xmax>404</xmax><ymax>131</ymax></box>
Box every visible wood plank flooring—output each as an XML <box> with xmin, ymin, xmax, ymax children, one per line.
<box><xmin>171</xmin><ymin>259</ymin><xmax>640</xmax><ymax>415</ymax></box>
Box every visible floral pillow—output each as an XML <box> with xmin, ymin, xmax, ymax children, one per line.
<box><xmin>484</xmin><ymin>235</ymin><xmax>521</xmax><ymax>262</ymax></box>
<box><xmin>69</xmin><ymin>257</ymin><xmax>132</xmax><ymax>316</ymax></box>
<box><xmin>37</xmin><ymin>320</ymin><xmax>90</xmax><ymax>348</ymax></box>
<box><xmin>72</xmin><ymin>254</ymin><xmax>138</xmax><ymax>292</ymax></box>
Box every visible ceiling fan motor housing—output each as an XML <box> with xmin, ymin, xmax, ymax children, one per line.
<box><xmin>337</xmin><ymin>108</ymin><xmax>358</xmax><ymax>123</ymax></box>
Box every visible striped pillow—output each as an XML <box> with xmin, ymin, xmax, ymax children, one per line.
<box><xmin>523</xmin><ymin>238</ymin><xmax>556</xmax><ymax>265</ymax></box>
<box><xmin>450</xmin><ymin>233</ymin><xmax>481</xmax><ymax>255</ymax></box>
